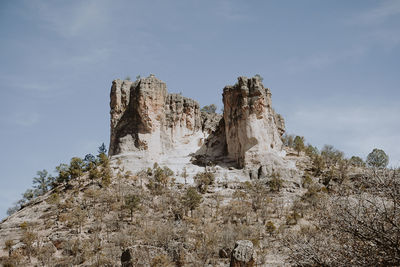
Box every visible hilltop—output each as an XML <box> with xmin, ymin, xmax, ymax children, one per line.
<box><xmin>0</xmin><ymin>75</ymin><xmax>398</xmax><ymax>267</ymax></box>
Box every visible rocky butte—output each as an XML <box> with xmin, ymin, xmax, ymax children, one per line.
<box><xmin>0</xmin><ymin>73</ymin><xmax>394</xmax><ymax>266</ymax></box>
<box><xmin>109</xmin><ymin>74</ymin><xmax>294</xmax><ymax>181</ymax></box>
<box><xmin>0</xmin><ymin>74</ymin><xmax>301</xmax><ymax>266</ymax></box>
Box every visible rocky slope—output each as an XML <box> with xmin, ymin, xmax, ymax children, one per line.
<box><xmin>0</xmin><ymin>74</ymin><xmax>308</xmax><ymax>266</ymax></box>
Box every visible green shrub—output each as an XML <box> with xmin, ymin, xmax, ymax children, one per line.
<box><xmin>194</xmin><ymin>171</ymin><xmax>215</xmax><ymax>194</ymax></box>
<box><xmin>266</xmin><ymin>221</ymin><xmax>276</xmax><ymax>235</ymax></box>
<box><xmin>182</xmin><ymin>187</ymin><xmax>202</xmax><ymax>217</ymax></box>
<box><xmin>268</xmin><ymin>172</ymin><xmax>283</xmax><ymax>192</ymax></box>
<box><xmin>366</xmin><ymin>148</ymin><xmax>389</xmax><ymax>168</ymax></box>
<box><xmin>301</xmin><ymin>174</ymin><xmax>313</xmax><ymax>188</ymax></box>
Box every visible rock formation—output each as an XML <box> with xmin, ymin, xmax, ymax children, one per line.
<box><xmin>222</xmin><ymin>76</ymin><xmax>284</xmax><ymax>168</ymax></box>
<box><xmin>230</xmin><ymin>240</ymin><xmax>256</xmax><ymax>267</ymax></box>
<box><xmin>109</xmin><ymin>74</ymin><xmax>220</xmax><ymax>160</ymax></box>
<box><xmin>109</xmin><ymin>74</ymin><xmax>286</xmax><ymax>178</ymax></box>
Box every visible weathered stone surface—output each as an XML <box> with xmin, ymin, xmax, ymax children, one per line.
<box><xmin>230</xmin><ymin>240</ymin><xmax>256</xmax><ymax>267</ymax></box>
<box><xmin>109</xmin><ymin>74</ymin><xmax>289</xmax><ymax>180</ymax></box>
<box><xmin>109</xmin><ymin>74</ymin><xmax>220</xmax><ymax>160</ymax></box>
<box><xmin>223</xmin><ymin>76</ymin><xmax>284</xmax><ymax>168</ymax></box>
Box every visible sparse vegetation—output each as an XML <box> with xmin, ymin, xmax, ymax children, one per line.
<box><xmin>194</xmin><ymin>171</ymin><xmax>215</xmax><ymax>193</ymax></box>
<box><xmin>293</xmin><ymin>136</ymin><xmax>305</xmax><ymax>155</ymax></box>
<box><xmin>367</xmin><ymin>148</ymin><xmax>389</xmax><ymax>168</ymax></box>
<box><xmin>2</xmin><ymin>136</ymin><xmax>397</xmax><ymax>266</ymax></box>
<box><xmin>200</xmin><ymin>104</ymin><xmax>217</xmax><ymax>114</ymax></box>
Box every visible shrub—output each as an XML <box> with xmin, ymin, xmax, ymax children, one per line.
<box><xmin>301</xmin><ymin>174</ymin><xmax>313</xmax><ymax>188</ymax></box>
<box><xmin>294</xmin><ymin>136</ymin><xmax>305</xmax><ymax>155</ymax></box>
<box><xmin>254</xmin><ymin>74</ymin><xmax>264</xmax><ymax>81</ymax></box>
<box><xmin>282</xmin><ymin>134</ymin><xmax>294</xmax><ymax>148</ymax></box>
<box><xmin>266</xmin><ymin>221</ymin><xmax>276</xmax><ymax>236</ymax></box>
<box><xmin>200</xmin><ymin>104</ymin><xmax>217</xmax><ymax>114</ymax></box>
<box><xmin>366</xmin><ymin>148</ymin><xmax>389</xmax><ymax>168</ymax></box>
<box><xmin>349</xmin><ymin>156</ymin><xmax>365</xmax><ymax>167</ymax></box>
<box><xmin>153</xmin><ymin>166</ymin><xmax>174</xmax><ymax>187</ymax></box>
<box><xmin>55</xmin><ymin>163</ymin><xmax>71</xmax><ymax>184</ymax></box>
<box><xmin>33</xmin><ymin>169</ymin><xmax>51</xmax><ymax>195</ymax></box>
<box><xmin>321</xmin><ymin>145</ymin><xmax>344</xmax><ymax>168</ymax></box>
<box><xmin>69</xmin><ymin>157</ymin><xmax>84</xmax><ymax>179</ymax></box>
<box><xmin>124</xmin><ymin>194</ymin><xmax>140</xmax><ymax>222</ymax></box>
<box><xmin>194</xmin><ymin>171</ymin><xmax>215</xmax><ymax>194</ymax></box>
<box><xmin>305</xmin><ymin>144</ymin><xmax>319</xmax><ymax>157</ymax></box>
<box><xmin>287</xmin><ymin>170</ymin><xmax>400</xmax><ymax>266</ymax></box>
<box><xmin>182</xmin><ymin>187</ymin><xmax>202</xmax><ymax>217</ymax></box>
<box><xmin>268</xmin><ymin>172</ymin><xmax>283</xmax><ymax>192</ymax></box>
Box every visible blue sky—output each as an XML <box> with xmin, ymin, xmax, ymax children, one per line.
<box><xmin>1</xmin><ymin>0</ymin><xmax>399</xmax><ymax>219</ymax></box>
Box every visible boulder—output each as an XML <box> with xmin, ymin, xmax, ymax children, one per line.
<box><xmin>230</xmin><ymin>240</ymin><xmax>256</xmax><ymax>267</ymax></box>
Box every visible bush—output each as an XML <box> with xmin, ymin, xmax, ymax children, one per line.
<box><xmin>153</xmin><ymin>166</ymin><xmax>174</xmax><ymax>187</ymax></box>
<box><xmin>287</xmin><ymin>170</ymin><xmax>400</xmax><ymax>266</ymax></box>
<box><xmin>200</xmin><ymin>104</ymin><xmax>217</xmax><ymax>114</ymax></box>
<box><xmin>182</xmin><ymin>187</ymin><xmax>202</xmax><ymax>217</ymax></box>
<box><xmin>124</xmin><ymin>194</ymin><xmax>140</xmax><ymax>221</ymax></box>
<box><xmin>366</xmin><ymin>148</ymin><xmax>389</xmax><ymax>168</ymax></box>
<box><xmin>301</xmin><ymin>174</ymin><xmax>313</xmax><ymax>188</ymax></box>
<box><xmin>194</xmin><ymin>172</ymin><xmax>215</xmax><ymax>194</ymax></box>
<box><xmin>321</xmin><ymin>145</ymin><xmax>344</xmax><ymax>168</ymax></box>
<box><xmin>266</xmin><ymin>221</ymin><xmax>276</xmax><ymax>236</ymax></box>
<box><xmin>268</xmin><ymin>172</ymin><xmax>283</xmax><ymax>192</ymax></box>
<box><xmin>294</xmin><ymin>136</ymin><xmax>305</xmax><ymax>155</ymax></box>
<box><xmin>282</xmin><ymin>134</ymin><xmax>294</xmax><ymax>148</ymax></box>
<box><xmin>349</xmin><ymin>156</ymin><xmax>365</xmax><ymax>167</ymax></box>
<box><xmin>69</xmin><ymin>157</ymin><xmax>84</xmax><ymax>179</ymax></box>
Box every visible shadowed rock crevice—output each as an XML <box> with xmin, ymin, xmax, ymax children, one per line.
<box><xmin>109</xmin><ymin>74</ymin><xmax>287</xmax><ymax>176</ymax></box>
<box><xmin>109</xmin><ymin>74</ymin><xmax>220</xmax><ymax>159</ymax></box>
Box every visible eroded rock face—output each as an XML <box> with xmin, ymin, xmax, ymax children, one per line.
<box><xmin>223</xmin><ymin>76</ymin><xmax>285</xmax><ymax>168</ymax></box>
<box><xmin>109</xmin><ymin>75</ymin><xmax>286</xmax><ymax>175</ymax></box>
<box><xmin>109</xmin><ymin>74</ymin><xmax>220</xmax><ymax>159</ymax></box>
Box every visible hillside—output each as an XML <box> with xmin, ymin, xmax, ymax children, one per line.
<box><xmin>0</xmin><ymin>75</ymin><xmax>398</xmax><ymax>267</ymax></box>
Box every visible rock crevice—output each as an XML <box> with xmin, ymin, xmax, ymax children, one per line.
<box><xmin>109</xmin><ymin>74</ymin><xmax>285</xmax><ymax>172</ymax></box>
<box><xmin>109</xmin><ymin>74</ymin><xmax>220</xmax><ymax>158</ymax></box>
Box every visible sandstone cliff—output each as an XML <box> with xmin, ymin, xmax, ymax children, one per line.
<box><xmin>222</xmin><ymin>76</ymin><xmax>284</xmax><ymax>168</ymax></box>
<box><xmin>110</xmin><ymin>75</ymin><xmax>286</xmax><ymax>177</ymax></box>
<box><xmin>109</xmin><ymin>74</ymin><xmax>220</xmax><ymax>162</ymax></box>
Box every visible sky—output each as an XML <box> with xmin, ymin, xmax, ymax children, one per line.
<box><xmin>0</xmin><ymin>0</ymin><xmax>399</xmax><ymax>219</ymax></box>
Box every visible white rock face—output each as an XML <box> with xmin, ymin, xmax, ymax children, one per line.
<box><xmin>109</xmin><ymin>75</ymin><xmax>220</xmax><ymax>163</ymax></box>
<box><xmin>109</xmin><ymin>74</ymin><xmax>295</xmax><ymax>182</ymax></box>
<box><xmin>223</xmin><ymin>76</ymin><xmax>284</xmax><ymax>168</ymax></box>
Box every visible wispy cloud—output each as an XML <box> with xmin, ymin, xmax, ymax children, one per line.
<box><xmin>28</xmin><ymin>0</ymin><xmax>109</xmax><ymax>38</ymax></box>
<box><xmin>51</xmin><ymin>47</ymin><xmax>111</xmax><ymax>67</ymax></box>
<box><xmin>285</xmin><ymin>46</ymin><xmax>367</xmax><ymax>73</ymax></box>
<box><xmin>12</xmin><ymin>112</ymin><xmax>40</xmax><ymax>127</ymax></box>
<box><xmin>286</xmin><ymin>1</ymin><xmax>400</xmax><ymax>74</ymax></box>
<box><xmin>215</xmin><ymin>0</ymin><xmax>248</xmax><ymax>21</ymax></box>
<box><xmin>352</xmin><ymin>0</ymin><xmax>400</xmax><ymax>25</ymax></box>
